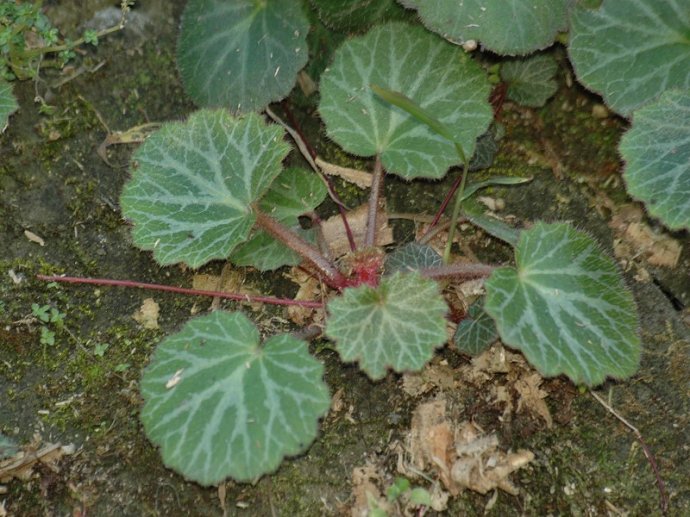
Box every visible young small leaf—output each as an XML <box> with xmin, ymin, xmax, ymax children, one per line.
<box><xmin>385</xmin><ymin>242</ymin><xmax>442</xmax><ymax>274</ymax></box>
<box><xmin>319</xmin><ymin>22</ymin><xmax>492</xmax><ymax>180</ymax></box>
<box><xmin>484</xmin><ymin>222</ymin><xmax>640</xmax><ymax>386</ymax></box>
<box><xmin>500</xmin><ymin>53</ymin><xmax>559</xmax><ymax>108</ymax></box>
<box><xmin>568</xmin><ymin>0</ymin><xmax>690</xmax><ymax>117</ymax></box>
<box><xmin>120</xmin><ymin>110</ymin><xmax>290</xmax><ymax>268</ymax></box>
<box><xmin>177</xmin><ymin>0</ymin><xmax>309</xmax><ymax>113</ymax></box>
<box><xmin>402</xmin><ymin>0</ymin><xmax>569</xmax><ymax>56</ymax></box>
<box><xmin>620</xmin><ymin>89</ymin><xmax>690</xmax><ymax>231</ymax></box>
<box><xmin>325</xmin><ymin>272</ymin><xmax>448</xmax><ymax>380</ymax></box>
<box><xmin>140</xmin><ymin>311</ymin><xmax>331</xmax><ymax>485</ymax></box>
<box><xmin>0</xmin><ymin>79</ymin><xmax>18</xmax><ymax>133</ymax></box>
<box><xmin>454</xmin><ymin>301</ymin><xmax>498</xmax><ymax>356</ymax></box>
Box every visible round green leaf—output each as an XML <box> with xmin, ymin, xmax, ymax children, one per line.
<box><xmin>120</xmin><ymin>109</ymin><xmax>290</xmax><ymax>268</ymax></box>
<box><xmin>140</xmin><ymin>311</ymin><xmax>331</xmax><ymax>485</ymax></box>
<box><xmin>621</xmin><ymin>90</ymin><xmax>690</xmax><ymax>231</ymax></box>
<box><xmin>484</xmin><ymin>222</ymin><xmax>640</xmax><ymax>386</ymax></box>
<box><xmin>569</xmin><ymin>0</ymin><xmax>690</xmax><ymax>117</ymax></box>
<box><xmin>402</xmin><ymin>0</ymin><xmax>569</xmax><ymax>56</ymax></box>
<box><xmin>0</xmin><ymin>79</ymin><xmax>18</xmax><ymax>133</ymax></box>
<box><xmin>319</xmin><ymin>22</ymin><xmax>492</xmax><ymax>180</ymax></box>
<box><xmin>325</xmin><ymin>272</ymin><xmax>448</xmax><ymax>380</ymax></box>
<box><xmin>177</xmin><ymin>0</ymin><xmax>309</xmax><ymax>112</ymax></box>
<box><xmin>454</xmin><ymin>301</ymin><xmax>498</xmax><ymax>356</ymax></box>
<box><xmin>501</xmin><ymin>53</ymin><xmax>559</xmax><ymax>108</ymax></box>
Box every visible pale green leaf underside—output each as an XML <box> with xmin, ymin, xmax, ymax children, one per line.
<box><xmin>120</xmin><ymin>110</ymin><xmax>290</xmax><ymax>268</ymax></box>
<box><xmin>568</xmin><ymin>0</ymin><xmax>690</xmax><ymax>117</ymax></box>
<box><xmin>501</xmin><ymin>53</ymin><xmax>559</xmax><ymax>108</ymax></box>
<box><xmin>484</xmin><ymin>222</ymin><xmax>640</xmax><ymax>386</ymax></box>
<box><xmin>620</xmin><ymin>89</ymin><xmax>690</xmax><ymax>231</ymax></box>
<box><xmin>319</xmin><ymin>22</ymin><xmax>492</xmax><ymax>180</ymax></box>
<box><xmin>0</xmin><ymin>79</ymin><xmax>18</xmax><ymax>133</ymax></box>
<box><xmin>230</xmin><ymin>167</ymin><xmax>327</xmax><ymax>271</ymax></box>
<box><xmin>402</xmin><ymin>0</ymin><xmax>569</xmax><ymax>55</ymax></box>
<box><xmin>325</xmin><ymin>272</ymin><xmax>448</xmax><ymax>380</ymax></box>
<box><xmin>177</xmin><ymin>0</ymin><xmax>309</xmax><ymax>112</ymax></box>
<box><xmin>454</xmin><ymin>301</ymin><xmax>498</xmax><ymax>356</ymax></box>
<box><xmin>141</xmin><ymin>311</ymin><xmax>330</xmax><ymax>485</ymax></box>
<box><xmin>230</xmin><ymin>226</ymin><xmax>315</xmax><ymax>271</ymax></box>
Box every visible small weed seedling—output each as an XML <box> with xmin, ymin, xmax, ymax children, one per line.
<box><xmin>36</xmin><ymin>0</ymin><xmax>690</xmax><ymax>499</ymax></box>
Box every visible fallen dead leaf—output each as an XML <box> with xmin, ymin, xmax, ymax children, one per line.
<box><xmin>132</xmin><ymin>298</ymin><xmax>160</xmax><ymax>329</ymax></box>
<box><xmin>321</xmin><ymin>202</ymin><xmax>394</xmax><ymax>258</ymax></box>
<box><xmin>404</xmin><ymin>399</ymin><xmax>534</xmax><ymax>496</ymax></box>
<box><xmin>401</xmin><ymin>361</ymin><xmax>456</xmax><ymax>397</ymax></box>
<box><xmin>193</xmin><ymin>269</ymin><xmax>263</xmax><ymax>311</ymax></box>
<box><xmin>477</xmin><ymin>196</ymin><xmax>505</xmax><ymax>212</ymax></box>
<box><xmin>285</xmin><ymin>267</ymin><xmax>324</xmax><ymax>326</ymax></box>
<box><xmin>609</xmin><ymin>204</ymin><xmax>682</xmax><ymax>268</ymax></box>
<box><xmin>315</xmin><ymin>157</ymin><xmax>372</xmax><ymax>189</ymax></box>
<box><xmin>351</xmin><ymin>463</ymin><xmax>389</xmax><ymax>517</ymax></box>
<box><xmin>23</xmin><ymin>230</ymin><xmax>45</xmax><ymax>246</ymax></box>
<box><xmin>515</xmin><ymin>372</ymin><xmax>553</xmax><ymax>428</ymax></box>
<box><xmin>0</xmin><ymin>439</ymin><xmax>75</xmax><ymax>486</ymax></box>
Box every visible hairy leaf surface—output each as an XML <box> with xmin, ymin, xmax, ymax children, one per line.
<box><xmin>178</xmin><ymin>0</ymin><xmax>309</xmax><ymax>112</ymax></box>
<box><xmin>569</xmin><ymin>0</ymin><xmax>690</xmax><ymax>117</ymax></box>
<box><xmin>484</xmin><ymin>222</ymin><xmax>640</xmax><ymax>386</ymax></box>
<box><xmin>454</xmin><ymin>301</ymin><xmax>498</xmax><ymax>356</ymax></box>
<box><xmin>385</xmin><ymin>243</ymin><xmax>442</xmax><ymax>274</ymax></box>
<box><xmin>310</xmin><ymin>0</ymin><xmax>407</xmax><ymax>33</ymax></box>
<box><xmin>501</xmin><ymin>53</ymin><xmax>559</xmax><ymax>108</ymax></box>
<box><xmin>120</xmin><ymin>110</ymin><xmax>289</xmax><ymax>268</ymax></box>
<box><xmin>620</xmin><ymin>90</ymin><xmax>690</xmax><ymax>231</ymax></box>
<box><xmin>326</xmin><ymin>272</ymin><xmax>448</xmax><ymax>380</ymax></box>
<box><xmin>141</xmin><ymin>312</ymin><xmax>330</xmax><ymax>485</ymax></box>
<box><xmin>319</xmin><ymin>22</ymin><xmax>492</xmax><ymax>180</ymax></box>
<box><xmin>402</xmin><ymin>0</ymin><xmax>568</xmax><ymax>55</ymax></box>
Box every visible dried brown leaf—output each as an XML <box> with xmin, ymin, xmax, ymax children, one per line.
<box><xmin>132</xmin><ymin>298</ymin><xmax>160</xmax><ymax>329</ymax></box>
<box><xmin>515</xmin><ymin>373</ymin><xmax>553</xmax><ymax>428</ymax></box>
<box><xmin>321</xmin><ymin>203</ymin><xmax>393</xmax><ymax>258</ymax></box>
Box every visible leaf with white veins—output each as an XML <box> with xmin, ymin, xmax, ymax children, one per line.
<box><xmin>326</xmin><ymin>272</ymin><xmax>448</xmax><ymax>380</ymax></box>
<box><xmin>140</xmin><ymin>311</ymin><xmax>331</xmax><ymax>485</ymax></box>
<box><xmin>120</xmin><ymin>110</ymin><xmax>290</xmax><ymax>268</ymax></box>
<box><xmin>484</xmin><ymin>222</ymin><xmax>640</xmax><ymax>386</ymax></box>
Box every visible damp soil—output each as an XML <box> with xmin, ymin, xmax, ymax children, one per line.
<box><xmin>1</xmin><ymin>2</ymin><xmax>690</xmax><ymax>516</ymax></box>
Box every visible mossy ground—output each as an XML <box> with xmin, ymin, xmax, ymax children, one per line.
<box><xmin>1</xmin><ymin>2</ymin><xmax>689</xmax><ymax>516</ymax></box>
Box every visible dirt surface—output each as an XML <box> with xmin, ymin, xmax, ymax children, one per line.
<box><xmin>1</xmin><ymin>2</ymin><xmax>690</xmax><ymax>516</ymax></box>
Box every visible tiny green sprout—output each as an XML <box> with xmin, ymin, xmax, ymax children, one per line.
<box><xmin>408</xmin><ymin>487</ymin><xmax>433</xmax><ymax>507</ymax></box>
<box><xmin>114</xmin><ymin>363</ymin><xmax>131</xmax><ymax>372</ymax></box>
<box><xmin>39</xmin><ymin>327</ymin><xmax>55</xmax><ymax>346</ymax></box>
<box><xmin>93</xmin><ymin>342</ymin><xmax>110</xmax><ymax>357</ymax></box>
<box><xmin>83</xmin><ymin>30</ymin><xmax>98</xmax><ymax>47</ymax></box>
<box><xmin>386</xmin><ymin>477</ymin><xmax>411</xmax><ymax>502</ymax></box>
<box><xmin>31</xmin><ymin>303</ymin><xmax>51</xmax><ymax>323</ymax></box>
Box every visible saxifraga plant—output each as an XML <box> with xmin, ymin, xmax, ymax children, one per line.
<box><xmin>38</xmin><ymin>0</ymin><xmax>690</xmax><ymax>490</ymax></box>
